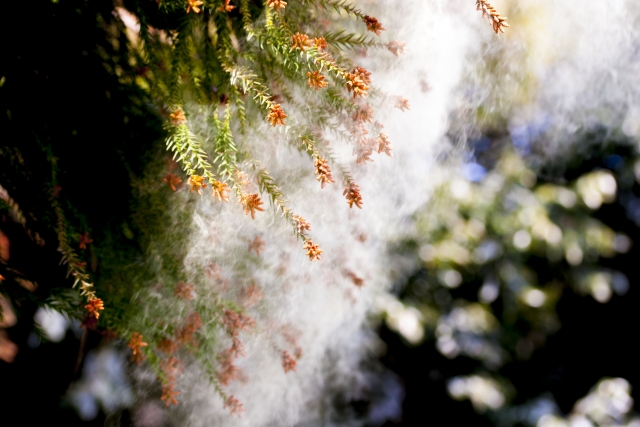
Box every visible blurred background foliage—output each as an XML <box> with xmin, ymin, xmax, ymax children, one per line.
<box><xmin>379</xmin><ymin>131</ymin><xmax>640</xmax><ymax>426</ymax></box>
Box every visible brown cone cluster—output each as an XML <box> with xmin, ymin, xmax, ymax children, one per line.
<box><xmin>267</xmin><ymin>104</ymin><xmax>287</xmax><ymax>126</ymax></box>
<box><xmin>344</xmin><ymin>183</ymin><xmax>363</xmax><ymax>209</ymax></box>
<box><xmin>314</xmin><ymin>157</ymin><xmax>335</xmax><ymax>188</ymax></box>
<box><xmin>362</xmin><ymin>15</ymin><xmax>385</xmax><ymax>35</ymax></box>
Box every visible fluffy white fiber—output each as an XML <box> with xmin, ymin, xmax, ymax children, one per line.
<box><xmin>128</xmin><ymin>1</ymin><xmax>640</xmax><ymax>425</ymax></box>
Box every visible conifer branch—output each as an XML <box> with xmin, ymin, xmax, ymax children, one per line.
<box><xmin>169</xmin><ymin>19</ymin><xmax>196</xmax><ymax>100</ymax></box>
<box><xmin>167</xmin><ymin>121</ymin><xmax>220</xmax><ymax>186</ymax></box>
<box><xmin>213</xmin><ymin>107</ymin><xmax>243</xmax><ymax>199</ymax></box>
<box><xmin>251</xmin><ymin>165</ymin><xmax>311</xmax><ymax>242</ymax></box>
<box><xmin>323</xmin><ymin>30</ymin><xmax>383</xmax><ymax>51</ymax></box>
<box><xmin>0</xmin><ymin>184</ymin><xmax>45</xmax><ymax>246</ymax></box>
<box><xmin>476</xmin><ymin>0</ymin><xmax>510</xmax><ymax>34</ymax></box>
<box><xmin>219</xmin><ymin>56</ymin><xmax>277</xmax><ymax>112</ymax></box>
<box><xmin>299</xmin><ymin>0</ymin><xmax>367</xmax><ymax>20</ymax></box>
<box><xmin>51</xmin><ymin>197</ymin><xmax>103</xmax><ymax>318</ymax></box>
<box><xmin>265</xmin><ymin>26</ymin><xmax>352</xmax><ymax>82</ymax></box>
<box><xmin>239</xmin><ymin>0</ymin><xmax>258</xmax><ymax>40</ymax></box>
<box><xmin>254</xmin><ymin>168</ymin><xmax>288</xmax><ymax>215</ymax></box>
<box><xmin>230</xmin><ymin>85</ymin><xmax>247</xmax><ymax>134</ymax></box>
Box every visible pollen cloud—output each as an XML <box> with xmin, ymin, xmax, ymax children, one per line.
<box><xmin>125</xmin><ymin>0</ymin><xmax>640</xmax><ymax>425</ymax></box>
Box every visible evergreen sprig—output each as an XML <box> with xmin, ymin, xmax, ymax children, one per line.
<box><xmin>51</xmin><ymin>196</ymin><xmax>102</xmax><ymax>320</ymax></box>
<box><xmin>167</xmin><ymin>121</ymin><xmax>221</xmax><ymax>186</ymax></box>
<box><xmin>213</xmin><ymin>107</ymin><xmax>242</xmax><ymax>197</ymax></box>
<box><xmin>300</xmin><ymin>0</ymin><xmax>367</xmax><ymax>20</ymax></box>
<box><xmin>323</xmin><ymin>30</ymin><xmax>383</xmax><ymax>51</ymax></box>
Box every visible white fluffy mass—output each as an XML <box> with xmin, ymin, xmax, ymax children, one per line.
<box><xmin>130</xmin><ymin>1</ymin><xmax>640</xmax><ymax>425</ymax></box>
